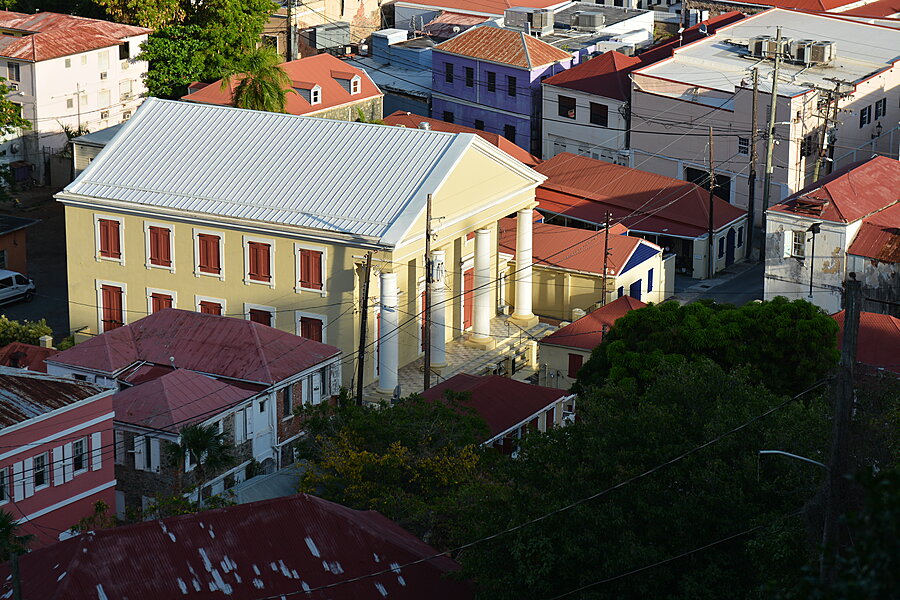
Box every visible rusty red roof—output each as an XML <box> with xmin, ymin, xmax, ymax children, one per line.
<box><xmin>420</xmin><ymin>374</ymin><xmax>568</xmax><ymax>440</ymax></box>
<box><xmin>0</xmin><ymin>342</ymin><xmax>56</xmax><ymax>372</ymax></box>
<box><xmin>0</xmin><ymin>10</ymin><xmax>149</xmax><ymax>61</ymax></box>
<box><xmin>113</xmin><ymin>369</ymin><xmax>259</xmax><ymax>432</ymax></box>
<box><xmin>748</xmin><ymin>0</ymin><xmax>860</xmax><ymax>10</ymax></box>
<box><xmin>0</xmin><ymin>367</ymin><xmax>104</xmax><ymax>428</ymax></box>
<box><xmin>839</xmin><ymin>0</ymin><xmax>900</xmax><ymax>16</ymax></box>
<box><xmin>769</xmin><ymin>156</ymin><xmax>900</xmax><ymax>224</ymax></box>
<box><xmin>48</xmin><ymin>309</ymin><xmax>341</xmax><ymax>385</ymax></box>
<box><xmin>833</xmin><ymin>310</ymin><xmax>900</xmax><ymax>373</ymax></box>
<box><xmin>423</xmin><ymin>11</ymin><xmax>489</xmax><ymax>38</ymax></box>
<box><xmin>434</xmin><ymin>26</ymin><xmax>571</xmax><ymax>69</ymax></box>
<box><xmin>399</xmin><ymin>0</ymin><xmax>567</xmax><ymax>17</ymax></box>
<box><xmin>542</xmin><ymin>51</ymin><xmax>641</xmax><ymax>101</ymax></box>
<box><xmin>847</xmin><ymin>203</ymin><xmax>900</xmax><ymax>262</ymax></box>
<box><xmin>535</xmin><ymin>153</ymin><xmax>746</xmax><ymax>238</ymax></box>
<box><xmin>0</xmin><ymin>493</ymin><xmax>473</xmax><ymax>600</ymax></box>
<box><xmin>540</xmin><ymin>295</ymin><xmax>647</xmax><ymax>350</ymax></box>
<box><xmin>182</xmin><ymin>54</ymin><xmax>381</xmax><ymax>116</ymax></box>
<box><xmin>383</xmin><ymin>110</ymin><xmax>541</xmax><ymax>166</ymax></box>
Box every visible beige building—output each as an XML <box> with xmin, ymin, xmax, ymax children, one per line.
<box><xmin>57</xmin><ymin>98</ymin><xmax>545</xmax><ymax>393</ymax></box>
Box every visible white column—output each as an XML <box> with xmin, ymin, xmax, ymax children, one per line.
<box><xmin>377</xmin><ymin>272</ymin><xmax>399</xmax><ymax>395</ymax></box>
<box><xmin>472</xmin><ymin>229</ymin><xmax>492</xmax><ymax>342</ymax></box>
<box><xmin>511</xmin><ymin>208</ymin><xmax>537</xmax><ymax>326</ymax></box>
<box><xmin>430</xmin><ymin>250</ymin><xmax>447</xmax><ymax>368</ymax></box>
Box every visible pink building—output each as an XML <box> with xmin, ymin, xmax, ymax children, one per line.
<box><xmin>0</xmin><ymin>367</ymin><xmax>114</xmax><ymax>546</ymax></box>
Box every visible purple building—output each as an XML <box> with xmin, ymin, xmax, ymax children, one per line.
<box><xmin>431</xmin><ymin>26</ymin><xmax>572</xmax><ymax>156</ymax></box>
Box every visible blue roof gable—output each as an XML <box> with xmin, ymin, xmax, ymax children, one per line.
<box><xmin>620</xmin><ymin>242</ymin><xmax>659</xmax><ymax>275</ymax></box>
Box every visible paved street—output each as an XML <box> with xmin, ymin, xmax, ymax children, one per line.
<box><xmin>671</xmin><ymin>260</ymin><xmax>765</xmax><ymax>307</ymax></box>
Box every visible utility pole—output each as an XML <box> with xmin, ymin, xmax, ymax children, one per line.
<box><xmin>423</xmin><ymin>193</ymin><xmax>433</xmax><ymax>391</ymax></box>
<box><xmin>813</xmin><ymin>82</ymin><xmax>841</xmax><ymax>182</ymax></box>
<box><xmin>707</xmin><ymin>126</ymin><xmax>716</xmax><ymax>280</ymax></box>
<box><xmin>759</xmin><ymin>27</ymin><xmax>783</xmax><ymax>263</ymax></box>
<box><xmin>355</xmin><ymin>252</ymin><xmax>372</xmax><ymax>406</ymax></box>
<box><xmin>820</xmin><ymin>273</ymin><xmax>861</xmax><ymax>583</ymax></box>
<box><xmin>285</xmin><ymin>0</ymin><xmax>294</xmax><ymax>61</ymax></box>
<box><xmin>747</xmin><ymin>67</ymin><xmax>759</xmax><ymax>261</ymax></box>
<box><xmin>76</xmin><ymin>83</ymin><xmax>82</xmax><ymax>130</ymax></box>
<box><xmin>825</xmin><ymin>82</ymin><xmax>843</xmax><ymax>177</ymax></box>
<box><xmin>11</xmin><ymin>549</ymin><xmax>21</xmax><ymax>600</ymax></box>
<box><xmin>600</xmin><ymin>211</ymin><xmax>611</xmax><ymax>306</ymax></box>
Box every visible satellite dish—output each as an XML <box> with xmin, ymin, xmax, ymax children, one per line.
<box><xmin>10</xmin><ymin>143</ymin><xmax>20</xmax><ymax>154</ymax></box>
<box><xmin>698</xmin><ymin>23</ymin><xmax>708</xmax><ymax>36</ymax></box>
<box><xmin>452</xmin><ymin>26</ymin><xmax>461</xmax><ymax>33</ymax></box>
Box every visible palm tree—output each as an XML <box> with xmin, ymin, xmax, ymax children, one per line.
<box><xmin>221</xmin><ymin>46</ymin><xmax>294</xmax><ymax>113</ymax></box>
<box><xmin>169</xmin><ymin>423</ymin><xmax>234</xmax><ymax>507</ymax></box>
<box><xmin>0</xmin><ymin>510</ymin><xmax>32</xmax><ymax>561</ymax></box>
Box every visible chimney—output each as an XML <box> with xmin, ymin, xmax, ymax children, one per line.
<box><xmin>418</xmin><ymin>122</ymin><xmax>431</xmax><ymax>130</ymax></box>
<box><xmin>38</xmin><ymin>335</ymin><xmax>53</xmax><ymax>349</ymax></box>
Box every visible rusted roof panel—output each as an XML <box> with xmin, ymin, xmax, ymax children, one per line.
<box><xmin>543</xmin><ymin>51</ymin><xmax>641</xmax><ymax>101</ymax></box>
<box><xmin>434</xmin><ymin>26</ymin><xmax>571</xmax><ymax>69</ymax></box>
<box><xmin>0</xmin><ymin>367</ymin><xmax>103</xmax><ymax>428</ymax></box>
<box><xmin>833</xmin><ymin>310</ymin><xmax>900</xmax><ymax>373</ymax></box>
<box><xmin>2</xmin><ymin>493</ymin><xmax>473</xmax><ymax>600</ymax></box>
<box><xmin>540</xmin><ymin>295</ymin><xmax>647</xmax><ymax>350</ymax></box>
<box><xmin>0</xmin><ymin>342</ymin><xmax>56</xmax><ymax>372</ymax></box>
<box><xmin>847</xmin><ymin>203</ymin><xmax>900</xmax><ymax>263</ymax></box>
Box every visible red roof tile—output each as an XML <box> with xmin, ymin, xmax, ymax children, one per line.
<box><xmin>0</xmin><ymin>342</ymin><xmax>56</xmax><ymax>372</ymax></box>
<box><xmin>0</xmin><ymin>493</ymin><xmax>473</xmax><ymax>600</ymax></box>
<box><xmin>420</xmin><ymin>374</ymin><xmax>568</xmax><ymax>439</ymax></box>
<box><xmin>400</xmin><ymin>0</ymin><xmax>567</xmax><ymax>17</ymax></box>
<box><xmin>847</xmin><ymin>203</ymin><xmax>900</xmax><ymax>262</ymax></box>
<box><xmin>382</xmin><ymin>110</ymin><xmax>541</xmax><ymax>166</ymax></box>
<box><xmin>749</xmin><ymin>0</ymin><xmax>858</xmax><ymax>10</ymax></box>
<box><xmin>769</xmin><ymin>156</ymin><xmax>900</xmax><ymax>224</ymax></box>
<box><xmin>839</xmin><ymin>0</ymin><xmax>900</xmax><ymax>17</ymax></box>
<box><xmin>833</xmin><ymin>310</ymin><xmax>900</xmax><ymax>373</ymax></box>
<box><xmin>542</xmin><ymin>51</ymin><xmax>641</xmax><ymax>101</ymax></box>
<box><xmin>434</xmin><ymin>26</ymin><xmax>571</xmax><ymax>68</ymax></box>
<box><xmin>48</xmin><ymin>309</ymin><xmax>341</xmax><ymax>385</ymax></box>
<box><xmin>182</xmin><ymin>54</ymin><xmax>382</xmax><ymax>116</ymax></box>
<box><xmin>535</xmin><ymin>153</ymin><xmax>746</xmax><ymax>238</ymax></box>
<box><xmin>423</xmin><ymin>11</ymin><xmax>490</xmax><ymax>38</ymax></box>
<box><xmin>0</xmin><ymin>10</ymin><xmax>149</xmax><ymax>61</ymax></box>
<box><xmin>113</xmin><ymin>369</ymin><xmax>259</xmax><ymax>432</ymax></box>
<box><xmin>540</xmin><ymin>295</ymin><xmax>647</xmax><ymax>350</ymax></box>
<box><xmin>499</xmin><ymin>216</ymin><xmax>653</xmax><ymax>276</ymax></box>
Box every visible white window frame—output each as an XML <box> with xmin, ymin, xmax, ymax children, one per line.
<box><xmin>0</xmin><ymin>467</ymin><xmax>8</xmax><ymax>505</ymax></box>
<box><xmin>94</xmin><ymin>214</ymin><xmax>124</xmax><ymax>264</ymax></box>
<box><xmin>193</xmin><ymin>228</ymin><xmax>224</xmax><ymax>280</ymax></box>
<box><xmin>245</xmin><ymin>302</ymin><xmax>276</xmax><ymax>327</ymax></box>
<box><xmin>243</xmin><ymin>235</ymin><xmax>275</xmax><ymax>288</ymax></box>
<box><xmin>350</xmin><ymin>76</ymin><xmax>361</xmax><ymax>94</ymax></box>
<box><xmin>310</xmin><ymin>84</ymin><xmax>322</xmax><ymax>105</ymax></box>
<box><xmin>294</xmin><ymin>242</ymin><xmax>327</xmax><ymax>296</ymax></box>
<box><xmin>738</xmin><ymin>137</ymin><xmax>749</xmax><ymax>155</ymax></box>
<box><xmin>33</xmin><ymin>452</ymin><xmax>49</xmax><ymax>490</ymax></box>
<box><xmin>791</xmin><ymin>230</ymin><xmax>806</xmax><ymax>258</ymax></box>
<box><xmin>195</xmin><ymin>295</ymin><xmax>227</xmax><ymax>316</ymax></box>
<box><xmin>143</xmin><ymin>221</ymin><xmax>175</xmax><ymax>272</ymax></box>
<box><xmin>295</xmin><ymin>310</ymin><xmax>327</xmax><ymax>344</ymax></box>
<box><xmin>146</xmin><ymin>287</ymin><xmax>177</xmax><ymax>314</ymax></box>
<box><xmin>95</xmin><ymin>279</ymin><xmax>128</xmax><ymax>333</ymax></box>
<box><xmin>72</xmin><ymin>437</ymin><xmax>89</xmax><ymax>474</ymax></box>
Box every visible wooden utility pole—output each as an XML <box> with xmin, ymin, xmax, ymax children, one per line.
<box><xmin>813</xmin><ymin>83</ymin><xmax>841</xmax><ymax>182</ymax></box>
<box><xmin>600</xmin><ymin>211</ymin><xmax>611</xmax><ymax>306</ymax></box>
<box><xmin>285</xmin><ymin>0</ymin><xmax>294</xmax><ymax>61</ymax></box>
<box><xmin>747</xmin><ymin>67</ymin><xmax>759</xmax><ymax>260</ymax></box>
<box><xmin>825</xmin><ymin>82</ymin><xmax>843</xmax><ymax>177</ymax></box>
<box><xmin>355</xmin><ymin>252</ymin><xmax>372</xmax><ymax>406</ymax></box>
<box><xmin>820</xmin><ymin>273</ymin><xmax>861</xmax><ymax>583</ymax></box>
<box><xmin>11</xmin><ymin>550</ymin><xmax>21</xmax><ymax>600</ymax></box>
<box><xmin>707</xmin><ymin>126</ymin><xmax>716</xmax><ymax>280</ymax></box>
<box><xmin>759</xmin><ymin>27</ymin><xmax>783</xmax><ymax>262</ymax></box>
<box><xmin>423</xmin><ymin>193</ymin><xmax>433</xmax><ymax>391</ymax></box>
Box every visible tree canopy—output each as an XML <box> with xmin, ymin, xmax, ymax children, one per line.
<box><xmin>222</xmin><ymin>45</ymin><xmax>293</xmax><ymax>112</ymax></box>
<box><xmin>0</xmin><ymin>77</ymin><xmax>30</xmax><ymax>137</ymax></box>
<box><xmin>0</xmin><ymin>316</ymin><xmax>52</xmax><ymax>347</ymax></box>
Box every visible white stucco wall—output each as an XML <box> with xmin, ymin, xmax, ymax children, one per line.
<box><xmin>542</xmin><ymin>83</ymin><xmax>628</xmax><ymax>163</ymax></box>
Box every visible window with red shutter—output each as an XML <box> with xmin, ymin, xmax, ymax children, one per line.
<box><xmin>149</xmin><ymin>227</ymin><xmax>171</xmax><ymax>267</ymax></box>
<box><xmin>298</xmin><ymin>249</ymin><xmax>323</xmax><ymax>290</ymax></box>
<box><xmin>101</xmin><ymin>285</ymin><xmax>124</xmax><ymax>331</ymax></box>
<box><xmin>300</xmin><ymin>316</ymin><xmax>323</xmax><ymax>342</ymax></box>
<box><xmin>249</xmin><ymin>309</ymin><xmax>272</xmax><ymax>326</ymax></box>
<box><xmin>567</xmin><ymin>353</ymin><xmax>584</xmax><ymax>378</ymax></box>
<box><xmin>98</xmin><ymin>219</ymin><xmax>121</xmax><ymax>259</ymax></box>
<box><xmin>248</xmin><ymin>242</ymin><xmax>271</xmax><ymax>282</ymax></box>
<box><xmin>198</xmin><ymin>234</ymin><xmax>221</xmax><ymax>274</ymax></box>
<box><xmin>150</xmin><ymin>293</ymin><xmax>173</xmax><ymax>313</ymax></box>
<box><xmin>198</xmin><ymin>300</ymin><xmax>222</xmax><ymax>315</ymax></box>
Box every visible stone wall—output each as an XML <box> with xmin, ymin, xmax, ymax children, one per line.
<box><xmin>309</xmin><ymin>96</ymin><xmax>383</xmax><ymax>122</ymax></box>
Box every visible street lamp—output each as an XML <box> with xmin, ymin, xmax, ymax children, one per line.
<box><xmin>807</xmin><ymin>222</ymin><xmax>821</xmax><ymax>299</ymax></box>
<box><xmin>757</xmin><ymin>449</ymin><xmax>828</xmax><ymax>481</ymax></box>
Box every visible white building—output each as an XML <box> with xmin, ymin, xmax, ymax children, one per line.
<box><xmin>0</xmin><ymin>11</ymin><xmax>149</xmax><ymax>181</ymax></box>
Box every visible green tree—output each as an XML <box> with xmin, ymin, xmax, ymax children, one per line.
<box><xmin>0</xmin><ymin>510</ymin><xmax>32</xmax><ymax>561</ymax></box>
<box><xmin>0</xmin><ymin>77</ymin><xmax>30</xmax><ymax>137</ymax></box>
<box><xmin>70</xmin><ymin>500</ymin><xmax>118</xmax><ymax>534</ymax></box>
<box><xmin>167</xmin><ymin>423</ymin><xmax>234</xmax><ymax>507</ymax></box>
<box><xmin>138</xmin><ymin>25</ymin><xmax>208</xmax><ymax>99</ymax></box>
<box><xmin>92</xmin><ymin>0</ymin><xmax>183</xmax><ymax>29</ymax></box>
<box><xmin>0</xmin><ymin>316</ymin><xmax>51</xmax><ymax>346</ymax></box>
<box><xmin>574</xmin><ymin>297</ymin><xmax>839</xmax><ymax>396</ymax></box>
<box><xmin>221</xmin><ymin>45</ymin><xmax>293</xmax><ymax>112</ymax></box>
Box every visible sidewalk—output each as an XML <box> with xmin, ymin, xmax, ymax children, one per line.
<box><xmin>670</xmin><ymin>259</ymin><xmax>761</xmax><ymax>305</ymax></box>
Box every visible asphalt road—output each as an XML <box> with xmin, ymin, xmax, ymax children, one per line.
<box><xmin>693</xmin><ymin>261</ymin><xmax>765</xmax><ymax>306</ymax></box>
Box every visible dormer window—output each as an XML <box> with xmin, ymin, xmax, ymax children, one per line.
<box><xmin>350</xmin><ymin>76</ymin><xmax>360</xmax><ymax>95</ymax></box>
<box><xmin>311</xmin><ymin>85</ymin><xmax>321</xmax><ymax>105</ymax></box>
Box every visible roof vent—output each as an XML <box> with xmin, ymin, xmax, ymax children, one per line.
<box><xmin>794</xmin><ymin>196</ymin><xmax>829</xmax><ymax>215</ymax></box>
<box><xmin>418</xmin><ymin>122</ymin><xmax>431</xmax><ymax>130</ymax></box>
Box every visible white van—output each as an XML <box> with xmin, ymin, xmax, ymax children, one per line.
<box><xmin>0</xmin><ymin>270</ymin><xmax>35</xmax><ymax>305</ymax></box>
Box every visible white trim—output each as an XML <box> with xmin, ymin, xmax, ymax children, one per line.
<box><xmin>0</xmin><ymin>466</ymin><xmax>7</xmax><ymax>505</ymax></box>
<box><xmin>484</xmin><ymin>395</ymin><xmax>574</xmax><ymax>445</ymax></box>
<box><xmin>294</xmin><ymin>310</ymin><xmax>327</xmax><ymax>344</ymax></box>
<box><xmin>95</xmin><ymin>279</ymin><xmax>127</xmax><ymax>333</ymax></box>
<box><xmin>146</xmin><ymin>287</ymin><xmax>177</xmax><ymax>314</ymax></box>
<box><xmin>244</xmin><ymin>302</ymin><xmax>277</xmax><ymax>327</ymax></box>
<box><xmin>192</xmin><ymin>227</ymin><xmax>224</xmax><ymax>280</ymax></box>
<box><xmin>143</xmin><ymin>220</ymin><xmax>175</xmax><ymax>273</ymax></box>
<box><xmin>195</xmin><ymin>294</ymin><xmax>226</xmax><ymax>316</ymax></box>
<box><xmin>72</xmin><ymin>436</ymin><xmax>89</xmax><ymax>475</ymax></box>
<box><xmin>93</xmin><ymin>213</ymin><xmax>124</xmax><ymax>265</ymax></box>
<box><xmin>243</xmin><ymin>234</ymin><xmax>276</xmax><ymax>288</ymax></box>
<box><xmin>294</xmin><ymin>242</ymin><xmax>328</xmax><ymax>297</ymax></box>
<box><xmin>16</xmin><ymin>480</ymin><xmax>117</xmax><ymax>524</ymax></box>
<box><xmin>0</xmin><ymin>409</ymin><xmax>116</xmax><ymax>461</ymax></box>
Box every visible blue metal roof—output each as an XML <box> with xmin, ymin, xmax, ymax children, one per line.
<box><xmin>620</xmin><ymin>242</ymin><xmax>659</xmax><ymax>275</ymax></box>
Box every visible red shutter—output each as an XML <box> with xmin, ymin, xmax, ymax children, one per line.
<box><xmin>249</xmin><ymin>309</ymin><xmax>272</xmax><ymax>326</ymax></box>
<box><xmin>101</xmin><ymin>285</ymin><xmax>123</xmax><ymax>331</ymax></box>
<box><xmin>198</xmin><ymin>235</ymin><xmax>221</xmax><ymax>274</ymax></box>
<box><xmin>300</xmin><ymin>317</ymin><xmax>323</xmax><ymax>342</ymax></box>
<box><xmin>248</xmin><ymin>242</ymin><xmax>271</xmax><ymax>282</ymax></box>
<box><xmin>463</xmin><ymin>269</ymin><xmax>474</xmax><ymax>330</ymax></box>
<box><xmin>545</xmin><ymin>407</ymin><xmax>555</xmax><ymax>430</ymax></box>
<box><xmin>99</xmin><ymin>220</ymin><xmax>121</xmax><ymax>259</ymax></box>
<box><xmin>299</xmin><ymin>249</ymin><xmax>323</xmax><ymax>290</ymax></box>
<box><xmin>149</xmin><ymin>227</ymin><xmax>171</xmax><ymax>267</ymax></box>
<box><xmin>567</xmin><ymin>353</ymin><xmax>584</xmax><ymax>378</ymax></box>
<box><xmin>199</xmin><ymin>300</ymin><xmax>222</xmax><ymax>315</ymax></box>
<box><xmin>150</xmin><ymin>293</ymin><xmax>172</xmax><ymax>313</ymax></box>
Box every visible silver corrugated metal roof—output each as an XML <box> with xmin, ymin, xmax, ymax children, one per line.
<box><xmin>60</xmin><ymin>98</ymin><xmax>492</xmax><ymax>247</ymax></box>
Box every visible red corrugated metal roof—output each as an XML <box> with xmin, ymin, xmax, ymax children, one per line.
<box><xmin>637</xmin><ymin>12</ymin><xmax>746</xmax><ymax>65</ymax></box>
<box><xmin>383</xmin><ymin>110</ymin><xmax>541</xmax><ymax>166</ymax></box>
<box><xmin>399</xmin><ymin>0</ymin><xmax>566</xmax><ymax>17</ymax></box>
<box><xmin>434</xmin><ymin>26</ymin><xmax>571</xmax><ymax>68</ymax></box>
<box><xmin>749</xmin><ymin>0</ymin><xmax>857</xmax><ymax>10</ymax></box>
<box><xmin>535</xmin><ymin>153</ymin><xmax>746</xmax><ymax>238</ymax></box>
<box><xmin>769</xmin><ymin>156</ymin><xmax>900</xmax><ymax>224</ymax></box>
<box><xmin>49</xmin><ymin>309</ymin><xmax>341</xmax><ymax>385</ymax></box>
<box><xmin>0</xmin><ymin>342</ymin><xmax>56</xmax><ymax>372</ymax></box>
<box><xmin>840</xmin><ymin>0</ymin><xmax>900</xmax><ymax>17</ymax></box>
<box><xmin>0</xmin><ymin>493</ymin><xmax>473</xmax><ymax>600</ymax></box>
<box><xmin>542</xmin><ymin>51</ymin><xmax>641</xmax><ymax>101</ymax></box>
<box><xmin>847</xmin><ymin>202</ymin><xmax>900</xmax><ymax>262</ymax></box>
<box><xmin>420</xmin><ymin>374</ymin><xmax>567</xmax><ymax>439</ymax></box>
<box><xmin>833</xmin><ymin>310</ymin><xmax>900</xmax><ymax>373</ymax></box>
<box><xmin>182</xmin><ymin>54</ymin><xmax>382</xmax><ymax>116</ymax></box>
<box><xmin>540</xmin><ymin>295</ymin><xmax>647</xmax><ymax>350</ymax></box>
<box><xmin>0</xmin><ymin>10</ymin><xmax>149</xmax><ymax>61</ymax></box>
<box><xmin>423</xmin><ymin>11</ymin><xmax>490</xmax><ymax>38</ymax></box>
<box><xmin>0</xmin><ymin>367</ymin><xmax>103</xmax><ymax>427</ymax></box>
<box><xmin>498</xmin><ymin>216</ymin><xmax>647</xmax><ymax>275</ymax></box>
<box><xmin>113</xmin><ymin>369</ymin><xmax>259</xmax><ymax>432</ymax></box>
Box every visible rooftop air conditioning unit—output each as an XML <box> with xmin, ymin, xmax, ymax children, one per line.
<box><xmin>504</xmin><ymin>7</ymin><xmax>554</xmax><ymax>37</ymax></box>
<box><xmin>790</xmin><ymin>39</ymin><xmax>815</xmax><ymax>64</ymax></box>
<box><xmin>809</xmin><ymin>41</ymin><xmax>836</xmax><ymax>65</ymax></box>
<box><xmin>573</xmin><ymin>11</ymin><xmax>606</xmax><ymax>32</ymax></box>
<box><xmin>763</xmin><ymin>37</ymin><xmax>790</xmax><ymax>61</ymax></box>
<box><xmin>749</xmin><ymin>35</ymin><xmax>771</xmax><ymax>58</ymax></box>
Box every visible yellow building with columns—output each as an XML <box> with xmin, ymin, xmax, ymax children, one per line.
<box><xmin>57</xmin><ymin>98</ymin><xmax>545</xmax><ymax>391</ymax></box>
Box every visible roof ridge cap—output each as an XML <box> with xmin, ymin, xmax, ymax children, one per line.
<box><xmin>521</xmin><ymin>31</ymin><xmax>533</xmax><ymax>69</ymax></box>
